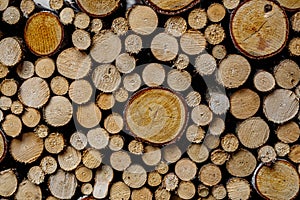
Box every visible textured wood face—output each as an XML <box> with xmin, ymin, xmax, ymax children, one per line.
<box><xmin>231</xmin><ymin>0</ymin><xmax>288</xmax><ymax>58</ymax></box>
<box><xmin>145</xmin><ymin>0</ymin><xmax>200</xmax><ymax>14</ymax></box>
<box><xmin>76</xmin><ymin>0</ymin><xmax>120</xmax><ymax>17</ymax></box>
<box><xmin>0</xmin><ymin>130</ymin><xmax>6</xmax><ymax>163</ymax></box>
<box><xmin>125</xmin><ymin>88</ymin><xmax>187</xmax><ymax>145</ymax></box>
<box><xmin>24</xmin><ymin>12</ymin><xmax>63</xmax><ymax>56</ymax></box>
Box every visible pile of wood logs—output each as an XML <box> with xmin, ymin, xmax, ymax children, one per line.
<box><xmin>0</xmin><ymin>0</ymin><xmax>299</xmax><ymax>199</ymax></box>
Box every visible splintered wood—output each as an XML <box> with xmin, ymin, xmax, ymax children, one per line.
<box><xmin>0</xmin><ymin>0</ymin><xmax>299</xmax><ymax>199</ymax></box>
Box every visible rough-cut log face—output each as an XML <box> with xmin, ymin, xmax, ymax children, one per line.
<box><xmin>125</xmin><ymin>87</ymin><xmax>187</xmax><ymax>145</ymax></box>
<box><xmin>0</xmin><ymin>130</ymin><xmax>6</xmax><ymax>163</ymax></box>
<box><xmin>145</xmin><ymin>0</ymin><xmax>201</xmax><ymax>14</ymax></box>
<box><xmin>76</xmin><ymin>0</ymin><xmax>120</xmax><ymax>17</ymax></box>
<box><xmin>276</xmin><ymin>0</ymin><xmax>300</xmax><ymax>10</ymax></box>
<box><xmin>230</xmin><ymin>0</ymin><xmax>288</xmax><ymax>58</ymax></box>
<box><xmin>24</xmin><ymin>12</ymin><xmax>63</xmax><ymax>56</ymax></box>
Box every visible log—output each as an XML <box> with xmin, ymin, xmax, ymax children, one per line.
<box><xmin>188</xmin><ymin>8</ymin><xmax>207</xmax><ymax>30</ymax></box>
<box><xmin>212</xmin><ymin>44</ymin><xmax>227</xmax><ymax>60</ymax></box>
<box><xmin>288</xmin><ymin>144</ymin><xmax>300</xmax><ymax>164</ymax></box>
<box><xmin>108</xmin><ymin>135</ymin><xmax>124</xmax><ymax>151</ymax></box>
<box><xmin>40</xmin><ymin>156</ymin><xmax>57</xmax><ymax>174</ymax></box>
<box><xmin>2</xmin><ymin>114</ymin><xmax>22</xmax><ymax>137</ymax></box>
<box><xmin>276</xmin><ymin>0</ymin><xmax>300</xmax><ymax>10</ymax></box>
<box><xmin>90</xmin><ymin>18</ymin><xmax>103</xmax><ymax>33</ymax></box>
<box><xmin>258</xmin><ymin>145</ymin><xmax>276</xmax><ymax>163</ymax></box>
<box><xmin>25</xmin><ymin>12</ymin><xmax>63</xmax><ymax>56</ymax></box>
<box><xmin>289</xmin><ymin>37</ymin><xmax>300</xmax><ymax>56</ymax></box>
<box><xmin>110</xmin><ymin>151</ymin><xmax>131</xmax><ymax>171</ymax></box>
<box><xmin>198</xmin><ymin>163</ymin><xmax>222</xmax><ymax>186</ymax></box>
<box><xmin>197</xmin><ymin>184</ymin><xmax>209</xmax><ymax>198</ymax></box>
<box><xmin>174</xmin><ymin>158</ymin><xmax>197</xmax><ymax>181</ymax></box>
<box><xmin>163</xmin><ymin>173</ymin><xmax>179</xmax><ymax>191</ymax></box>
<box><xmin>123</xmin><ymin>73</ymin><xmax>142</xmax><ymax>92</ymax></box>
<box><xmin>16</xmin><ymin>61</ymin><xmax>34</xmax><ymax>79</ymax></box>
<box><xmin>207</xmin><ymin>92</ymin><xmax>230</xmax><ymax>115</ymax></box>
<box><xmin>131</xmin><ymin>187</ymin><xmax>153</xmax><ymax>200</ymax></box>
<box><xmin>253</xmin><ymin>160</ymin><xmax>299</xmax><ymax>199</ymax></box>
<box><xmin>253</xmin><ymin>70</ymin><xmax>275</xmax><ymax>92</ymax></box>
<box><xmin>185</xmin><ymin>91</ymin><xmax>201</xmax><ymax>108</ymax></box>
<box><xmin>0</xmin><ymin>130</ymin><xmax>7</xmax><ymax>163</ymax></box>
<box><xmin>274</xmin><ymin>59</ymin><xmax>300</xmax><ymax>89</ymax></box>
<box><xmin>0</xmin><ymin>169</ymin><xmax>18</xmax><ymax>197</ymax></box>
<box><xmin>0</xmin><ymin>63</ymin><xmax>9</xmax><ymax>78</ymax></box>
<box><xmin>226</xmin><ymin>178</ymin><xmax>251</xmax><ymax>200</ymax></box>
<box><xmin>0</xmin><ymin>0</ymin><xmax>9</xmax><ymax>11</ymax></box>
<box><xmin>93</xmin><ymin>165</ymin><xmax>114</xmax><ymax>199</ymax></box>
<box><xmin>217</xmin><ymin>54</ymin><xmax>251</xmax><ymax>88</ymax></box>
<box><xmin>82</xmin><ymin>148</ymin><xmax>102</xmax><ymax>169</ymax></box>
<box><xmin>69</xmin><ymin>79</ymin><xmax>92</xmax><ymax>104</ymax></box>
<box><xmin>194</xmin><ymin>53</ymin><xmax>217</xmax><ymax>76</ymax></box>
<box><xmin>204</xmin><ymin>24</ymin><xmax>225</xmax><ymax>45</ymax></box>
<box><xmin>164</xmin><ymin>16</ymin><xmax>187</xmax><ymax>37</ymax></box>
<box><xmin>50</xmin><ymin>76</ymin><xmax>69</xmax><ymax>96</ymax></box>
<box><xmin>155</xmin><ymin>188</ymin><xmax>171</xmax><ymax>200</ymax></box>
<box><xmin>142</xmin><ymin>63</ymin><xmax>165</xmax><ymax>87</ymax></box>
<box><xmin>237</xmin><ymin>117</ymin><xmax>269</xmax><ymax>149</ymax></box>
<box><xmin>75</xmin><ymin>165</ymin><xmax>93</xmax><ymax>183</ymax></box>
<box><xmin>191</xmin><ymin>104</ymin><xmax>213</xmax><ymax>126</ymax></box>
<box><xmin>0</xmin><ymin>96</ymin><xmax>12</xmax><ymax>111</ymax></box>
<box><xmin>104</xmin><ymin>113</ymin><xmax>124</xmax><ymax>134</ymax></box>
<box><xmin>230</xmin><ymin>0</ymin><xmax>288</xmax><ymax>58</ymax></box>
<box><xmin>292</xmin><ymin>12</ymin><xmax>300</xmax><ymax>32</ymax></box>
<box><xmin>87</xmin><ymin>128</ymin><xmax>109</xmax><ymax>150</ymax></box>
<box><xmin>203</xmin><ymin>134</ymin><xmax>220</xmax><ymax>150</ymax></box>
<box><xmin>15</xmin><ymin>180</ymin><xmax>42</xmax><ymax>200</ymax></box>
<box><xmin>210</xmin><ymin>149</ymin><xmax>229</xmax><ymax>166</ymax></box>
<box><xmin>76</xmin><ymin>102</ymin><xmax>102</xmax><ymax>129</ymax></box>
<box><xmin>207</xmin><ymin>3</ymin><xmax>226</xmax><ymax>22</ymax></box>
<box><xmin>74</xmin><ymin>12</ymin><xmax>90</xmax><ymax>29</ymax></box>
<box><xmin>113</xmin><ymin>87</ymin><xmax>129</xmax><ymax>103</ymax></box>
<box><xmin>109</xmin><ymin>181</ymin><xmax>131</xmax><ymax>200</ymax></box>
<box><xmin>10</xmin><ymin>132</ymin><xmax>43</xmax><ymax>163</ymax></box>
<box><xmin>27</xmin><ymin>166</ymin><xmax>45</xmax><ymax>185</ymax></box>
<box><xmin>174</xmin><ymin>54</ymin><xmax>189</xmax><ymax>70</ymax></box>
<box><xmin>163</xmin><ymin>144</ymin><xmax>182</xmax><ymax>163</ymax></box>
<box><xmin>263</xmin><ymin>89</ymin><xmax>299</xmax><ymax>124</ymax></box>
<box><xmin>81</xmin><ymin>183</ymin><xmax>93</xmax><ymax>195</ymax></box>
<box><xmin>48</xmin><ymin>169</ymin><xmax>77</xmax><ymax>199</ymax></box>
<box><xmin>209</xmin><ymin>117</ymin><xmax>225</xmax><ymax>136</ymax></box>
<box><xmin>0</xmin><ymin>37</ymin><xmax>23</xmax><ymax>67</ymax></box>
<box><xmin>35</xmin><ymin>57</ymin><xmax>55</xmax><ymax>79</ymax></box>
<box><xmin>148</xmin><ymin>171</ymin><xmax>162</xmax><ymax>187</ymax></box>
<box><xmin>177</xmin><ymin>181</ymin><xmax>196</xmax><ymax>199</ymax></box>
<box><xmin>76</xmin><ymin>0</ymin><xmax>120</xmax><ymax>17</ymax></box>
<box><xmin>2</xmin><ymin>6</ymin><xmax>21</xmax><ymax>25</ymax></box>
<box><xmin>274</xmin><ymin>142</ymin><xmax>290</xmax><ymax>157</ymax></box>
<box><xmin>44</xmin><ymin>132</ymin><xmax>65</xmax><ymax>154</ymax></box>
<box><xmin>115</xmin><ymin>53</ymin><xmax>136</xmax><ymax>74</ymax></box>
<box><xmin>187</xmin><ymin>144</ymin><xmax>209</xmax><ymax>163</ymax></box>
<box><xmin>128</xmin><ymin>139</ymin><xmax>144</xmax><ymax>155</ymax></box>
<box><xmin>122</xmin><ymin>164</ymin><xmax>147</xmax><ymax>189</ymax></box>
<box><xmin>58</xmin><ymin>146</ymin><xmax>82</xmax><ymax>171</ymax></box>
<box><xmin>21</xmin><ymin>107</ymin><xmax>41</xmax><ymax>128</ymax></box>
<box><xmin>70</xmin><ymin>131</ymin><xmax>88</xmax><ymax>150</ymax></box>
<box><xmin>59</xmin><ymin>7</ymin><xmax>75</xmax><ymax>25</ymax></box>
<box><xmin>180</xmin><ymin>30</ymin><xmax>206</xmax><ymax>55</ymax></box>
<box><xmin>230</xmin><ymin>89</ymin><xmax>260</xmax><ymax>120</ymax></box>
<box><xmin>185</xmin><ymin>124</ymin><xmax>205</xmax><ymax>143</ymax></box>
<box><xmin>144</xmin><ymin>0</ymin><xmax>200</xmax><ymax>15</ymax></box>
<box><xmin>124</xmin><ymin>87</ymin><xmax>187</xmax><ymax>145</ymax></box>
<box><xmin>125</xmin><ymin>34</ymin><xmax>142</xmax><ymax>54</ymax></box>
<box><xmin>96</xmin><ymin>93</ymin><xmax>115</xmax><ymax>111</ymax></box>
<box><xmin>72</xmin><ymin>30</ymin><xmax>91</xmax><ymax>50</ymax></box>
<box><xmin>49</xmin><ymin>0</ymin><xmax>64</xmax><ymax>10</ymax></box>
<box><xmin>221</xmin><ymin>133</ymin><xmax>239</xmax><ymax>152</ymax></box>
<box><xmin>142</xmin><ymin>145</ymin><xmax>161</xmax><ymax>166</ymax></box>
<box><xmin>222</xmin><ymin>0</ymin><xmax>240</xmax><ymax>10</ymax></box>
<box><xmin>151</xmin><ymin>33</ymin><xmax>178</xmax><ymax>62</ymax></box>
<box><xmin>111</xmin><ymin>17</ymin><xmax>129</xmax><ymax>35</ymax></box>
<box><xmin>211</xmin><ymin>184</ymin><xmax>227</xmax><ymax>200</ymax></box>
<box><xmin>226</xmin><ymin>149</ymin><xmax>257</xmax><ymax>177</ymax></box>
<box><xmin>276</xmin><ymin>121</ymin><xmax>300</xmax><ymax>144</ymax></box>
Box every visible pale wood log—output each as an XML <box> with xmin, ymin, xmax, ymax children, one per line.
<box><xmin>207</xmin><ymin>3</ymin><xmax>226</xmax><ymax>22</ymax></box>
<box><xmin>123</xmin><ymin>73</ymin><xmax>142</xmax><ymax>92</ymax></box>
<box><xmin>142</xmin><ymin>145</ymin><xmax>161</xmax><ymax>166</ymax></box>
<box><xmin>210</xmin><ymin>149</ymin><xmax>229</xmax><ymax>166</ymax></box>
<box><xmin>0</xmin><ymin>79</ymin><xmax>18</xmax><ymax>97</ymax></box>
<box><xmin>289</xmin><ymin>37</ymin><xmax>300</xmax><ymax>56</ymax></box>
<box><xmin>258</xmin><ymin>145</ymin><xmax>276</xmax><ymax>163</ymax></box>
<box><xmin>163</xmin><ymin>144</ymin><xmax>182</xmax><ymax>164</ymax></box>
<box><xmin>288</xmin><ymin>144</ymin><xmax>300</xmax><ymax>163</ymax></box>
<box><xmin>198</xmin><ymin>184</ymin><xmax>209</xmax><ymax>198</ymax></box>
<box><xmin>35</xmin><ymin>57</ymin><xmax>55</xmax><ymax>79</ymax></box>
<box><xmin>50</xmin><ymin>76</ymin><xmax>69</xmax><ymax>96</ymax></box>
<box><xmin>128</xmin><ymin>5</ymin><xmax>158</xmax><ymax>35</ymax></box>
<box><xmin>10</xmin><ymin>132</ymin><xmax>43</xmax><ymax>163</ymax></box>
<box><xmin>44</xmin><ymin>96</ymin><xmax>73</xmax><ymax>127</ymax></box>
<box><xmin>148</xmin><ymin>171</ymin><xmax>162</xmax><ymax>187</ymax></box>
<box><xmin>56</xmin><ymin>47</ymin><xmax>91</xmax><ymax>79</ymax></box>
<box><xmin>209</xmin><ymin>117</ymin><xmax>225</xmax><ymax>136</ymax></box>
<box><xmin>163</xmin><ymin>173</ymin><xmax>179</xmax><ymax>191</ymax></box>
<box><xmin>76</xmin><ymin>0</ymin><xmax>120</xmax><ymax>17</ymax></box>
<box><xmin>96</xmin><ymin>93</ymin><xmax>115</xmax><ymax>110</ymax></box>
<box><xmin>221</xmin><ymin>133</ymin><xmax>239</xmax><ymax>152</ymax></box>
<box><xmin>155</xmin><ymin>188</ymin><xmax>171</xmax><ymax>200</ymax></box>
<box><xmin>263</xmin><ymin>89</ymin><xmax>299</xmax><ymax>123</ymax></box>
<box><xmin>226</xmin><ymin>149</ymin><xmax>257</xmax><ymax>177</ymax></box>
<box><xmin>0</xmin><ymin>0</ymin><xmax>9</xmax><ymax>11</ymax></box>
<box><xmin>0</xmin><ymin>63</ymin><xmax>9</xmax><ymax>78</ymax></box>
<box><xmin>58</xmin><ymin>146</ymin><xmax>82</xmax><ymax>171</ymax></box>
<box><xmin>237</xmin><ymin>117</ymin><xmax>269</xmax><ymax>149</ymax></box>
<box><xmin>70</xmin><ymin>131</ymin><xmax>88</xmax><ymax>150</ymax></box>
<box><xmin>0</xmin><ymin>96</ymin><xmax>12</xmax><ymax>110</ymax></box>
<box><xmin>22</xmin><ymin>107</ymin><xmax>41</xmax><ymax>128</ymax></box>
<box><xmin>109</xmin><ymin>181</ymin><xmax>131</xmax><ymax>200</ymax></box>
<box><xmin>48</xmin><ymin>169</ymin><xmax>77</xmax><ymax>199</ymax></box>
<box><xmin>230</xmin><ymin>0</ymin><xmax>288</xmax><ymax>58</ymax></box>
<box><xmin>0</xmin><ymin>169</ymin><xmax>18</xmax><ymax>197</ymax></box>
<box><xmin>253</xmin><ymin>160</ymin><xmax>299</xmax><ymax>199</ymax></box>
<box><xmin>191</xmin><ymin>104</ymin><xmax>213</xmax><ymax>126</ymax></box>
<box><xmin>16</xmin><ymin>61</ymin><xmax>34</xmax><ymax>79</ymax></box>
<box><xmin>75</xmin><ymin>165</ymin><xmax>93</xmax><ymax>182</ymax></box>
<box><xmin>164</xmin><ymin>16</ymin><xmax>187</xmax><ymax>37</ymax></box>
<box><xmin>204</xmin><ymin>24</ymin><xmax>225</xmax><ymax>45</ymax></box>
<box><xmin>155</xmin><ymin>161</ymin><xmax>169</xmax><ymax>175</ymax></box>
<box><xmin>81</xmin><ymin>183</ymin><xmax>93</xmax><ymax>195</ymax></box>
<box><xmin>208</xmin><ymin>92</ymin><xmax>230</xmax><ymax>115</ymax></box>
<box><xmin>112</xmin><ymin>17</ymin><xmax>129</xmax><ymax>35</ymax></box>
<box><xmin>110</xmin><ymin>151</ymin><xmax>131</xmax><ymax>171</ymax></box>
<box><xmin>188</xmin><ymin>8</ymin><xmax>207</xmax><ymax>30</ymax></box>
<box><xmin>108</xmin><ymin>134</ymin><xmax>124</xmax><ymax>151</ymax></box>
<box><xmin>195</xmin><ymin>53</ymin><xmax>216</xmax><ymax>76</ymax></box>
<box><xmin>15</xmin><ymin>180</ymin><xmax>42</xmax><ymax>200</ymax></box>
<box><xmin>211</xmin><ymin>184</ymin><xmax>227</xmax><ymax>200</ymax></box>
<box><xmin>0</xmin><ymin>37</ymin><xmax>23</xmax><ymax>67</ymax></box>
<box><xmin>175</xmin><ymin>158</ymin><xmax>197</xmax><ymax>181</ymax></box>
<box><xmin>185</xmin><ymin>91</ymin><xmax>201</xmax><ymax>108</ymax></box>
<box><xmin>131</xmin><ymin>187</ymin><xmax>152</xmax><ymax>200</ymax></box>
<box><xmin>276</xmin><ymin>121</ymin><xmax>300</xmax><ymax>143</ymax></box>
<box><xmin>123</xmin><ymin>164</ymin><xmax>147</xmax><ymax>189</ymax></box>
<box><xmin>25</xmin><ymin>12</ymin><xmax>63</xmax><ymax>56</ymax></box>
<box><xmin>199</xmin><ymin>163</ymin><xmax>222</xmax><ymax>186</ymax></box>
<box><xmin>11</xmin><ymin>100</ymin><xmax>23</xmax><ymax>115</ymax></box>
<box><xmin>274</xmin><ymin>142</ymin><xmax>290</xmax><ymax>157</ymax></box>
<box><xmin>27</xmin><ymin>166</ymin><xmax>45</xmax><ymax>185</ymax></box>
<box><xmin>230</xmin><ymin>89</ymin><xmax>260</xmax><ymax>119</ymax></box>
<box><xmin>226</xmin><ymin>178</ymin><xmax>250</xmax><ymax>200</ymax></box>
<box><xmin>204</xmin><ymin>134</ymin><xmax>220</xmax><ymax>150</ymax></box>
<box><xmin>292</xmin><ymin>12</ymin><xmax>300</xmax><ymax>32</ymax></box>
<box><xmin>40</xmin><ymin>156</ymin><xmax>57</xmax><ymax>174</ymax></box>
<box><xmin>187</xmin><ymin>144</ymin><xmax>209</xmax><ymax>163</ymax></box>
<box><xmin>253</xmin><ymin>70</ymin><xmax>275</xmax><ymax>92</ymax></box>
<box><xmin>276</xmin><ymin>0</ymin><xmax>300</xmax><ymax>10</ymax></box>
<box><xmin>222</xmin><ymin>0</ymin><xmax>239</xmax><ymax>9</ymax></box>
<box><xmin>93</xmin><ymin>165</ymin><xmax>114</xmax><ymax>199</ymax></box>
<box><xmin>104</xmin><ymin>113</ymin><xmax>123</xmax><ymax>134</ymax></box>
<box><xmin>177</xmin><ymin>181</ymin><xmax>196</xmax><ymax>200</ymax></box>
<box><xmin>174</xmin><ymin>54</ymin><xmax>189</xmax><ymax>70</ymax></box>
<box><xmin>76</xmin><ymin>102</ymin><xmax>102</xmax><ymax>128</ymax></box>
<box><xmin>90</xmin><ymin>18</ymin><xmax>103</xmax><ymax>33</ymax></box>
<box><xmin>92</xmin><ymin>64</ymin><xmax>121</xmax><ymax>92</ymax></box>
<box><xmin>49</xmin><ymin>0</ymin><xmax>64</xmax><ymax>10</ymax></box>
<box><xmin>72</xmin><ymin>29</ymin><xmax>91</xmax><ymax>50</ymax></box>
<box><xmin>74</xmin><ymin>12</ymin><xmax>90</xmax><ymax>29</ymax></box>
<box><xmin>44</xmin><ymin>132</ymin><xmax>65</xmax><ymax>154</ymax></box>
<box><xmin>82</xmin><ymin>148</ymin><xmax>102</xmax><ymax>169</ymax></box>
<box><xmin>113</xmin><ymin>87</ymin><xmax>128</xmax><ymax>103</ymax></box>
<box><xmin>0</xmin><ymin>130</ymin><xmax>7</xmax><ymax>162</ymax></box>
<box><xmin>2</xmin><ymin>6</ymin><xmax>20</xmax><ymax>25</ymax></box>
<box><xmin>2</xmin><ymin>114</ymin><xmax>22</xmax><ymax>137</ymax></box>
<box><xmin>274</xmin><ymin>59</ymin><xmax>300</xmax><ymax>89</ymax></box>
<box><xmin>180</xmin><ymin>30</ymin><xmax>206</xmax><ymax>55</ymax></box>
<box><xmin>69</xmin><ymin>79</ymin><xmax>92</xmax><ymax>104</ymax></box>
<box><xmin>125</xmin><ymin>34</ymin><xmax>142</xmax><ymax>54</ymax></box>
<box><xmin>115</xmin><ymin>53</ymin><xmax>136</xmax><ymax>74</ymax></box>
<box><xmin>59</xmin><ymin>7</ymin><xmax>75</xmax><ymax>25</ymax></box>
<box><xmin>145</xmin><ymin>0</ymin><xmax>200</xmax><ymax>15</ymax></box>
<box><xmin>151</xmin><ymin>33</ymin><xmax>178</xmax><ymax>62</ymax></box>
<box><xmin>91</xmin><ymin>31</ymin><xmax>121</xmax><ymax>64</ymax></box>
<box><xmin>128</xmin><ymin>139</ymin><xmax>144</xmax><ymax>155</ymax></box>
<box><xmin>167</xmin><ymin>69</ymin><xmax>191</xmax><ymax>91</ymax></box>
<box><xmin>217</xmin><ymin>54</ymin><xmax>251</xmax><ymax>88</ymax></box>
<box><xmin>212</xmin><ymin>45</ymin><xmax>227</xmax><ymax>60</ymax></box>
<box><xmin>87</xmin><ymin>128</ymin><xmax>109</xmax><ymax>150</ymax></box>
<box><xmin>142</xmin><ymin>63</ymin><xmax>165</xmax><ymax>87</ymax></box>
<box><xmin>185</xmin><ymin>124</ymin><xmax>205</xmax><ymax>143</ymax></box>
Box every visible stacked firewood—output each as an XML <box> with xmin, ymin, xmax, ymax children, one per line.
<box><xmin>0</xmin><ymin>0</ymin><xmax>299</xmax><ymax>199</ymax></box>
